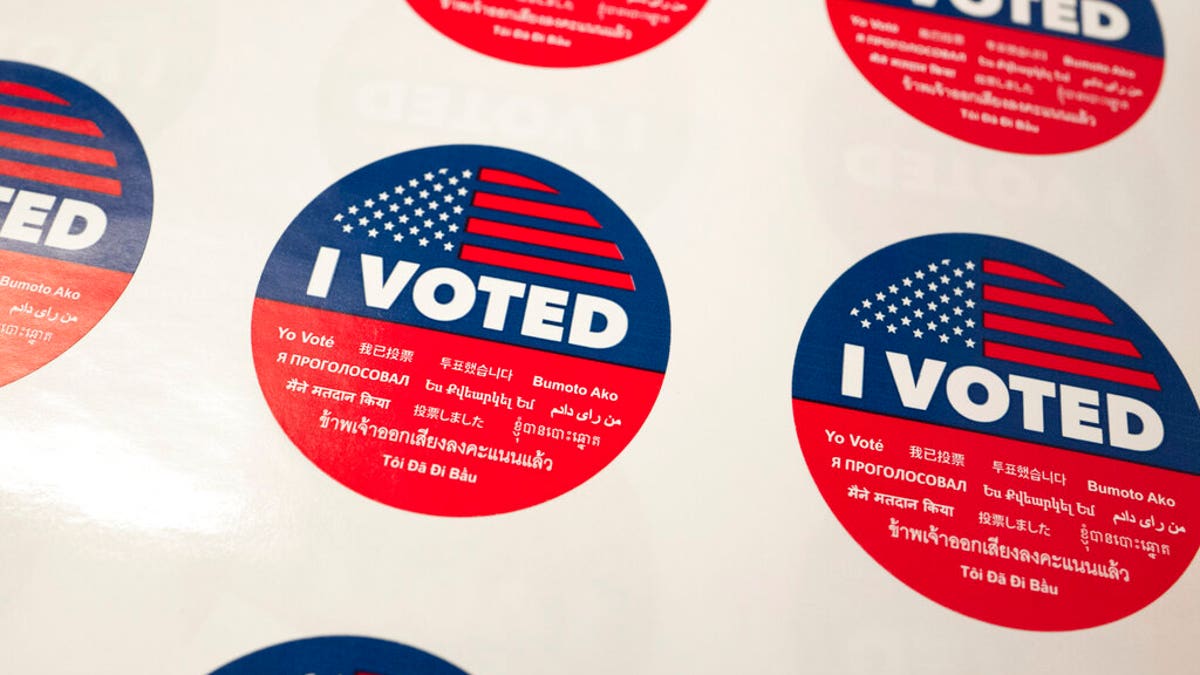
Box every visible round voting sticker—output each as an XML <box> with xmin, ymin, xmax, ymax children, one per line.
<box><xmin>0</xmin><ymin>61</ymin><xmax>152</xmax><ymax>386</ymax></box>
<box><xmin>211</xmin><ymin>636</ymin><xmax>469</xmax><ymax>675</ymax></box>
<box><xmin>405</xmin><ymin>0</ymin><xmax>706</xmax><ymax>67</ymax></box>
<box><xmin>253</xmin><ymin>145</ymin><xmax>670</xmax><ymax>517</ymax></box>
<box><xmin>792</xmin><ymin>234</ymin><xmax>1200</xmax><ymax>630</ymax></box>
<box><xmin>827</xmin><ymin>0</ymin><xmax>1165</xmax><ymax>154</ymax></box>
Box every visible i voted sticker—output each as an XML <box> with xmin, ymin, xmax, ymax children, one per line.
<box><xmin>827</xmin><ymin>0</ymin><xmax>1164</xmax><ymax>154</ymax></box>
<box><xmin>792</xmin><ymin>234</ymin><xmax>1200</xmax><ymax>630</ymax></box>
<box><xmin>0</xmin><ymin>61</ymin><xmax>152</xmax><ymax>386</ymax></box>
<box><xmin>405</xmin><ymin>0</ymin><xmax>706</xmax><ymax>67</ymax></box>
<box><xmin>252</xmin><ymin>145</ymin><xmax>670</xmax><ymax>517</ymax></box>
<box><xmin>211</xmin><ymin>636</ymin><xmax>469</xmax><ymax>675</ymax></box>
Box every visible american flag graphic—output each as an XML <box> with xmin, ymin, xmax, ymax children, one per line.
<box><xmin>330</xmin><ymin>165</ymin><xmax>634</xmax><ymax>291</ymax></box>
<box><xmin>0</xmin><ymin>79</ymin><xmax>122</xmax><ymax>197</ymax></box>
<box><xmin>849</xmin><ymin>256</ymin><xmax>1161</xmax><ymax>391</ymax></box>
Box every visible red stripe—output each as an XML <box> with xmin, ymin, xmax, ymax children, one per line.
<box><xmin>983</xmin><ymin>285</ymin><xmax>1111</xmax><ymax>324</ymax></box>
<box><xmin>478</xmin><ymin>168</ymin><xmax>557</xmax><ymax>194</ymax></box>
<box><xmin>983</xmin><ymin>313</ymin><xmax>1141</xmax><ymax>357</ymax></box>
<box><xmin>0</xmin><ymin>82</ymin><xmax>68</xmax><ymax>105</ymax></box>
<box><xmin>0</xmin><ymin>158</ymin><xmax>121</xmax><ymax>196</ymax></box>
<box><xmin>466</xmin><ymin>218</ymin><xmax>622</xmax><ymax>259</ymax></box>
<box><xmin>984</xmin><ymin>341</ymin><xmax>1161</xmax><ymax>391</ymax></box>
<box><xmin>983</xmin><ymin>259</ymin><xmax>1063</xmax><ymax>287</ymax></box>
<box><xmin>473</xmin><ymin>191</ymin><xmax>599</xmax><ymax>228</ymax></box>
<box><xmin>460</xmin><ymin>244</ymin><xmax>634</xmax><ymax>291</ymax></box>
<box><xmin>0</xmin><ymin>130</ymin><xmax>116</xmax><ymax>167</ymax></box>
<box><xmin>0</xmin><ymin>103</ymin><xmax>102</xmax><ymax>137</ymax></box>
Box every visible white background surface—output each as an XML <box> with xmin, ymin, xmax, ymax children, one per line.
<box><xmin>1</xmin><ymin>1</ymin><xmax>1198</xmax><ymax>673</ymax></box>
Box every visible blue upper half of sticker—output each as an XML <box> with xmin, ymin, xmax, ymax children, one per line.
<box><xmin>211</xmin><ymin>636</ymin><xmax>470</xmax><ymax>675</ymax></box>
<box><xmin>257</xmin><ymin>145</ymin><xmax>671</xmax><ymax>374</ymax></box>
<box><xmin>855</xmin><ymin>0</ymin><xmax>1165</xmax><ymax>58</ymax></box>
<box><xmin>0</xmin><ymin>61</ymin><xmax>152</xmax><ymax>275</ymax></box>
<box><xmin>793</xmin><ymin>233</ymin><xmax>1200</xmax><ymax>476</ymax></box>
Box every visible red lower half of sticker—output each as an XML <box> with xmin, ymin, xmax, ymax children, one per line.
<box><xmin>0</xmin><ymin>248</ymin><xmax>132</xmax><ymax>386</ymax></box>
<box><xmin>828</xmin><ymin>0</ymin><xmax>1163</xmax><ymax>154</ymax></box>
<box><xmin>794</xmin><ymin>398</ymin><xmax>1200</xmax><ymax>630</ymax></box>
<box><xmin>406</xmin><ymin>0</ymin><xmax>705</xmax><ymax>67</ymax></box>
<box><xmin>252</xmin><ymin>298</ymin><xmax>664</xmax><ymax>516</ymax></box>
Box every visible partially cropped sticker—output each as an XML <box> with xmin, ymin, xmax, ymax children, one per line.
<box><xmin>0</xmin><ymin>61</ymin><xmax>152</xmax><ymax>386</ymax></box>
<box><xmin>405</xmin><ymin>0</ymin><xmax>706</xmax><ymax>67</ymax></box>
<box><xmin>792</xmin><ymin>234</ymin><xmax>1200</xmax><ymax>630</ymax></box>
<box><xmin>211</xmin><ymin>636</ymin><xmax>469</xmax><ymax>675</ymax></box>
<box><xmin>253</xmin><ymin>144</ymin><xmax>670</xmax><ymax>516</ymax></box>
<box><xmin>827</xmin><ymin>0</ymin><xmax>1164</xmax><ymax>154</ymax></box>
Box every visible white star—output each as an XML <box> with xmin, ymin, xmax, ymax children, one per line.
<box><xmin>393</xmin><ymin>233</ymin><xmax>404</xmax><ymax>242</ymax></box>
<box><xmin>424</xmin><ymin>219</ymin><xmax>433</xmax><ymax>228</ymax></box>
<box><xmin>364</xmin><ymin>198</ymin><xmax>375</xmax><ymax>208</ymax></box>
<box><xmin>438</xmin><ymin>168</ymin><xmax>448</xmax><ymax>175</ymax></box>
<box><xmin>901</xmin><ymin>297</ymin><xmax>912</xmax><ymax>307</ymax></box>
<box><xmin>414</xmin><ymin>208</ymin><xmax>425</xmax><ymax>217</ymax></box>
<box><xmin>850</xmin><ymin>308</ymin><xmax>860</xmax><ymax>317</ymax></box>
<box><xmin>409</xmin><ymin>178</ymin><xmax>419</xmax><ymax>188</ymax></box>
<box><xmin>341</xmin><ymin>224</ymin><xmax>352</xmax><ymax>233</ymax></box>
<box><xmin>953</xmin><ymin>287</ymin><xmax>963</xmax><ymax>296</ymax></box>
<box><xmin>367</xmin><ymin>229</ymin><xmax>378</xmax><ymax>238</ymax></box>
<box><xmin>419</xmin><ymin>237</ymin><xmax>429</xmax><ymax>247</ymax></box>
<box><xmin>928</xmin><ymin>262</ymin><xmax>939</xmax><ymax>272</ymax></box>
<box><xmin>384</xmin><ymin>222</ymin><xmax>394</xmax><ymax>231</ymax></box>
<box><xmin>428</xmin><ymin>201</ymin><xmax>439</xmax><ymax>210</ymax></box>
<box><xmin>940</xmin><ymin>294</ymin><xmax>949</xmax><ymax>303</ymax></box>
<box><xmin>953</xmin><ymin>268</ymin><xmax>963</xmax><ymax>277</ymax></box>
<box><xmin>940</xmin><ymin>314</ymin><xmax>950</xmax><ymax>323</ymax></box>
<box><xmin>887</xmin><ymin>324</ymin><xmax>897</xmax><ymax>334</ymax></box>
<box><xmin>394</xmin><ymin>185</ymin><xmax>405</xmax><ymax>194</ymax></box>
<box><xmin>373</xmin><ymin>210</ymin><xmax>383</xmax><ymax>219</ymax></box>
<box><xmin>914</xmin><ymin>290</ymin><xmax>925</xmax><ymax>299</ymax></box>
<box><xmin>928</xmin><ymin>282</ymin><xmax>938</xmax><ymax>291</ymax></box>
<box><xmin>902</xmin><ymin>277</ymin><xmax>913</xmax><ymax>287</ymax></box>
<box><xmin>862</xmin><ymin>299</ymin><xmax>872</xmax><ymax>309</ymax></box>
<box><xmin>444</xmin><ymin>194</ymin><xmax>454</xmax><ymax>203</ymax></box>
<box><xmin>448</xmin><ymin>224</ymin><xmax>459</xmax><ymax>233</ymax></box>
<box><xmin>914</xmin><ymin>309</ymin><xmax>925</xmax><ymax>319</ymax></box>
<box><xmin>901</xmin><ymin>317</ymin><xmax>912</xmax><ymax>326</ymax></box>
<box><xmin>433</xmin><ymin>183</ymin><xmax>444</xmax><ymax>192</ymax></box>
<box><xmin>348</xmin><ymin>205</ymin><xmax>359</xmax><ymax>215</ymax></box>
<box><xmin>914</xmin><ymin>329</ymin><xmax>924</xmax><ymax>339</ymax></box>
<box><xmin>965</xmin><ymin>338</ymin><xmax>977</xmax><ymax>348</ymax></box>
<box><xmin>434</xmin><ymin>231</ymin><xmax>445</xmax><ymax>240</ymax></box>
<box><xmin>404</xmin><ymin>196</ymin><xmax>415</xmax><ymax>206</ymax></box>
<box><xmin>965</xmin><ymin>280</ymin><xmax>976</xmax><ymax>289</ymax></box>
<box><xmin>399</xmin><ymin>215</ymin><xmax>409</xmax><ymax>224</ymax></box>
<box><xmin>462</xmin><ymin>169</ymin><xmax>473</xmax><ymax>178</ymax></box>
<box><xmin>965</xmin><ymin>261</ymin><xmax>976</xmax><ymax>270</ymax></box>
<box><xmin>378</xmin><ymin>192</ymin><xmax>389</xmax><ymax>201</ymax></box>
<box><xmin>875</xmin><ymin>292</ymin><xmax>886</xmax><ymax>301</ymax></box>
<box><xmin>888</xmin><ymin>284</ymin><xmax>899</xmax><ymax>294</ymax></box>
<box><xmin>419</xmin><ymin>189</ymin><xmax>430</xmax><ymax>199</ymax></box>
<box><xmin>439</xmin><ymin>213</ymin><xmax>450</xmax><ymax>222</ymax></box>
<box><xmin>965</xmin><ymin>299</ymin><xmax>976</xmax><ymax>308</ymax></box>
<box><xmin>939</xmin><ymin>334</ymin><xmax>950</xmax><ymax>344</ymax></box>
<box><xmin>449</xmin><ymin>176</ymin><xmax>459</xmax><ymax>185</ymax></box>
<box><xmin>389</xmin><ymin>203</ymin><xmax>400</xmax><ymax>212</ymax></box>
<box><xmin>874</xmin><ymin>312</ymin><xmax>884</xmax><ymax>321</ymax></box>
<box><xmin>444</xmin><ymin>242</ymin><xmax>454</xmax><ymax>252</ymax></box>
<box><xmin>453</xmin><ymin>205</ymin><xmax>463</xmax><ymax>214</ymax></box>
<box><xmin>927</xmin><ymin>302</ymin><xmax>938</xmax><ymax>311</ymax></box>
<box><xmin>457</xmin><ymin>187</ymin><xmax>468</xmax><ymax>196</ymax></box>
<box><xmin>409</xmin><ymin>226</ymin><xmax>419</xmax><ymax>235</ymax></box>
<box><xmin>887</xmin><ymin>304</ymin><xmax>898</xmax><ymax>314</ymax></box>
<box><xmin>940</xmin><ymin>275</ymin><xmax>950</xmax><ymax>284</ymax></box>
<box><xmin>927</xmin><ymin>321</ymin><xmax>937</xmax><ymax>331</ymax></box>
<box><xmin>965</xmin><ymin>319</ymin><xmax>976</xmax><ymax>328</ymax></box>
<box><xmin>915</xmin><ymin>270</ymin><xmax>926</xmax><ymax>280</ymax></box>
<box><xmin>423</xmin><ymin>172</ymin><xmax>434</xmax><ymax>181</ymax></box>
<box><xmin>358</xmin><ymin>217</ymin><xmax>368</xmax><ymax>226</ymax></box>
<box><xmin>953</xmin><ymin>326</ymin><xmax>964</xmax><ymax>336</ymax></box>
<box><xmin>334</xmin><ymin>213</ymin><xmax>344</xmax><ymax>222</ymax></box>
<box><xmin>861</xmin><ymin>319</ymin><xmax>871</xmax><ymax>329</ymax></box>
<box><xmin>953</xmin><ymin>307</ymin><xmax>964</xmax><ymax>316</ymax></box>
